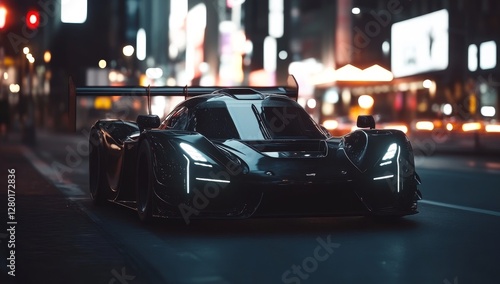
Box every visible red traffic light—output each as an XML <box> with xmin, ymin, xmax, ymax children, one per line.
<box><xmin>26</xmin><ymin>10</ymin><xmax>40</xmax><ymax>29</ymax></box>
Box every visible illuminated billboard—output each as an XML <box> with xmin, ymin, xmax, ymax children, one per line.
<box><xmin>61</xmin><ymin>0</ymin><xmax>87</xmax><ymax>24</ymax></box>
<box><xmin>391</xmin><ymin>9</ymin><xmax>449</xmax><ymax>78</ymax></box>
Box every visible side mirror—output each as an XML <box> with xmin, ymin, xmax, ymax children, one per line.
<box><xmin>137</xmin><ymin>115</ymin><xmax>160</xmax><ymax>132</ymax></box>
<box><xmin>357</xmin><ymin>115</ymin><xmax>375</xmax><ymax>129</ymax></box>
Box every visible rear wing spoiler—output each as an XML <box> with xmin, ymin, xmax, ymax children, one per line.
<box><xmin>69</xmin><ymin>75</ymin><xmax>298</xmax><ymax>131</ymax></box>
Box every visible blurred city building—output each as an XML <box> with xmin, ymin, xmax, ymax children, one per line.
<box><xmin>0</xmin><ymin>0</ymin><xmax>498</xmax><ymax>137</ymax></box>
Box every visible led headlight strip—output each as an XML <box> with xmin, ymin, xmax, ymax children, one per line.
<box><xmin>181</xmin><ymin>143</ymin><xmax>231</xmax><ymax>194</ymax></box>
<box><xmin>183</xmin><ymin>154</ymin><xmax>190</xmax><ymax>194</ymax></box>
<box><xmin>374</xmin><ymin>143</ymin><xmax>401</xmax><ymax>192</ymax></box>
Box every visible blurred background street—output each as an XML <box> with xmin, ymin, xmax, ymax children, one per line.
<box><xmin>1</xmin><ymin>0</ymin><xmax>500</xmax><ymax>283</ymax></box>
<box><xmin>0</xmin><ymin>0</ymin><xmax>498</xmax><ymax>140</ymax></box>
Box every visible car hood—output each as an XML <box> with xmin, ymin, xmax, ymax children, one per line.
<box><xmin>216</xmin><ymin>138</ymin><xmax>358</xmax><ymax>182</ymax></box>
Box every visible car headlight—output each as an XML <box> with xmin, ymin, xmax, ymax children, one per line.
<box><xmin>382</xmin><ymin>143</ymin><xmax>398</xmax><ymax>160</ymax></box>
<box><xmin>180</xmin><ymin>142</ymin><xmax>208</xmax><ymax>162</ymax></box>
<box><xmin>379</xmin><ymin>143</ymin><xmax>400</xmax><ymax>167</ymax></box>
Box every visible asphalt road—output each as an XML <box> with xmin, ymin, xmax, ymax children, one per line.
<box><xmin>1</xmin><ymin>130</ymin><xmax>500</xmax><ymax>284</ymax></box>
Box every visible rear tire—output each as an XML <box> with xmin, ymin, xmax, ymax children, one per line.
<box><xmin>89</xmin><ymin>129</ymin><xmax>106</xmax><ymax>205</ymax></box>
<box><xmin>136</xmin><ymin>139</ymin><xmax>154</xmax><ymax>223</ymax></box>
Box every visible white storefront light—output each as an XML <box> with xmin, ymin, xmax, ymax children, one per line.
<box><xmin>479</xmin><ymin>41</ymin><xmax>497</xmax><ymax>70</ymax></box>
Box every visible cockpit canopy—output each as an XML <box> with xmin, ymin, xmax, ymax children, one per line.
<box><xmin>160</xmin><ymin>95</ymin><xmax>327</xmax><ymax>140</ymax></box>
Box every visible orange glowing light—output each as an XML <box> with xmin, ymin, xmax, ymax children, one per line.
<box><xmin>415</xmin><ymin>121</ymin><xmax>434</xmax><ymax>131</ymax></box>
<box><xmin>383</xmin><ymin>124</ymin><xmax>409</xmax><ymax>134</ymax></box>
<box><xmin>334</xmin><ymin>64</ymin><xmax>393</xmax><ymax>82</ymax></box>
<box><xmin>462</xmin><ymin>122</ymin><xmax>482</xmax><ymax>132</ymax></box>
<box><xmin>485</xmin><ymin>124</ymin><xmax>500</xmax><ymax>133</ymax></box>
<box><xmin>446</xmin><ymin>123</ymin><xmax>453</xmax><ymax>131</ymax></box>
<box><xmin>322</xmin><ymin>120</ymin><xmax>339</xmax><ymax>130</ymax></box>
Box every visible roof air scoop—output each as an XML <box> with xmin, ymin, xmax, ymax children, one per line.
<box><xmin>214</xmin><ymin>88</ymin><xmax>265</xmax><ymax>100</ymax></box>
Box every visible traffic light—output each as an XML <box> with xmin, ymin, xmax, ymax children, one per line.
<box><xmin>26</xmin><ymin>10</ymin><xmax>39</xmax><ymax>29</ymax></box>
<box><xmin>0</xmin><ymin>6</ymin><xmax>7</xmax><ymax>29</ymax></box>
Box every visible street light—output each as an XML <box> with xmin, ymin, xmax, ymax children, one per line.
<box><xmin>122</xmin><ymin>45</ymin><xmax>134</xmax><ymax>57</ymax></box>
<box><xmin>20</xmin><ymin>49</ymin><xmax>36</xmax><ymax>145</ymax></box>
<box><xmin>26</xmin><ymin>53</ymin><xmax>35</xmax><ymax>64</ymax></box>
<box><xmin>122</xmin><ymin>45</ymin><xmax>136</xmax><ymax>84</ymax></box>
<box><xmin>98</xmin><ymin>59</ymin><xmax>107</xmax><ymax>69</ymax></box>
<box><xmin>43</xmin><ymin>51</ymin><xmax>51</xmax><ymax>63</ymax></box>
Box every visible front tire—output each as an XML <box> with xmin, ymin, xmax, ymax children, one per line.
<box><xmin>136</xmin><ymin>139</ymin><xmax>154</xmax><ymax>223</ymax></box>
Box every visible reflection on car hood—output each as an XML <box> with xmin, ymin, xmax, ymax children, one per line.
<box><xmin>218</xmin><ymin>139</ymin><xmax>342</xmax><ymax>159</ymax></box>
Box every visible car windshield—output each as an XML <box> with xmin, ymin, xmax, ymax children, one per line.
<box><xmin>186</xmin><ymin>98</ymin><xmax>326</xmax><ymax>140</ymax></box>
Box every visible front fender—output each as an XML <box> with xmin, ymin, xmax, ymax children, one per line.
<box><xmin>139</xmin><ymin>130</ymin><xmax>246</xmax><ymax>206</ymax></box>
<box><xmin>342</xmin><ymin>129</ymin><xmax>412</xmax><ymax>172</ymax></box>
<box><xmin>345</xmin><ymin>129</ymin><xmax>420</xmax><ymax>213</ymax></box>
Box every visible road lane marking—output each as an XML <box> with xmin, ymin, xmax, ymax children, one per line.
<box><xmin>21</xmin><ymin>147</ymin><xmax>86</xmax><ymax>198</ymax></box>
<box><xmin>415</xmin><ymin>156</ymin><xmax>500</xmax><ymax>174</ymax></box>
<box><xmin>420</xmin><ymin>200</ymin><xmax>500</xmax><ymax>217</ymax></box>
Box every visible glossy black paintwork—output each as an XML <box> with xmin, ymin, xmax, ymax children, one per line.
<box><xmin>90</xmin><ymin>92</ymin><xmax>421</xmax><ymax>219</ymax></box>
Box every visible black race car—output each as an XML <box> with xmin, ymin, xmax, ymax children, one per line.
<box><xmin>72</xmin><ymin>77</ymin><xmax>422</xmax><ymax>223</ymax></box>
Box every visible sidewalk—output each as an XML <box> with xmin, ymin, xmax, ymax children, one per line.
<box><xmin>0</xmin><ymin>134</ymin><xmax>148</xmax><ymax>283</ymax></box>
